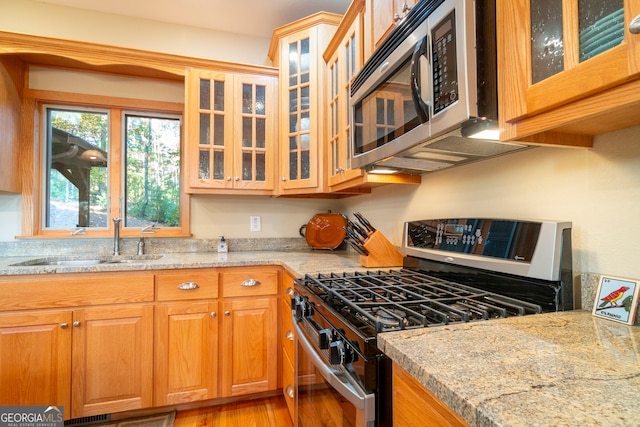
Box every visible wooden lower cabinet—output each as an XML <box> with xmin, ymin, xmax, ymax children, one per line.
<box><xmin>220</xmin><ymin>296</ymin><xmax>278</xmax><ymax>396</ymax></box>
<box><xmin>71</xmin><ymin>305</ymin><xmax>154</xmax><ymax>418</ymax></box>
<box><xmin>155</xmin><ymin>301</ymin><xmax>219</xmax><ymax>405</ymax></box>
<box><xmin>0</xmin><ymin>310</ymin><xmax>72</xmax><ymax>410</ymax></box>
<box><xmin>393</xmin><ymin>362</ymin><xmax>469</xmax><ymax>427</ymax></box>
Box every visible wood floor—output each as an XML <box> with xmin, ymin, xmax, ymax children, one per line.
<box><xmin>173</xmin><ymin>396</ymin><xmax>293</xmax><ymax>427</ymax></box>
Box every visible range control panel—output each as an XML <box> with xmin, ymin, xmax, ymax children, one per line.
<box><xmin>405</xmin><ymin>218</ymin><xmax>542</xmax><ymax>262</ymax></box>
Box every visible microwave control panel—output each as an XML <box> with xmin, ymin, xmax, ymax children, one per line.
<box><xmin>431</xmin><ymin>10</ymin><xmax>458</xmax><ymax>114</ymax></box>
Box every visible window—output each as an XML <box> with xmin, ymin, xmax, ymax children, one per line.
<box><xmin>40</xmin><ymin>103</ymin><xmax>186</xmax><ymax>237</ymax></box>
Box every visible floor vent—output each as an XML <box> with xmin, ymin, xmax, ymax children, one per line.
<box><xmin>64</xmin><ymin>414</ymin><xmax>111</xmax><ymax>426</ymax></box>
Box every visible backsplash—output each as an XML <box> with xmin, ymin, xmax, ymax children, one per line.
<box><xmin>0</xmin><ymin>237</ymin><xmax>313</xmax><ymax>258</ymax></box>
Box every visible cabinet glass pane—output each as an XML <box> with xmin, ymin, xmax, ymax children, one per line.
<box><xmin>242</xmin><ymin>83</ymin><xmax>252</xmax><ymax>114</ymax></box>
<box><xmin>199</xmin><ymin>149</ymin><xmax>210</xmax><ymax>179</ymax></box>
<box><xmin>199</xmin><ymin>79</ymin><xmax>210</xmax><ymax>110</ymax></box>
<box><xmin>578</xmin><ymin>1</ymin><xmax>624</xmax><ymax>62</ymax></box>
<box><xmin>242</xmin><ymin>152</ymin><xmax>252</xmax><ymax>180</ymax></box>
<box><xmin>214</xmin><ymin>115</ymin><xmax>224</xmax><ymax>146</ymax></box>
<box><xmin>301</xmin><ymin>111</ymin><xmax>310</xmax><ymax>132</ymax></box>
<box><xmin>199</xmin><ymin>113</ymin><xmax>210</xmax><ymax>145</ymax></box>
<box><xmin>289</xmin><ymin>89</ymin><xmax>298</xmax><ymax>114</ymax></box>
<box><xmin>289</xmin><ymin>151</ymin><xmax>298</xmax><ymax>180</ymax></box>
<box><xmin>530</xmin><ymin>0</ymin><xmax>564</xmax><ymax>84</ymax></box>
<box><xmin>289</xmin><ymin>42</ymin><xmax>298</xmax><ymax>79</ymax></box>
<box><xmin>300</xmin><ymin>38</ymin><xmax>310</xmax><ymax>84</ymax></box>
<box><xmin>214</xmin><ymin>81</ymin><xmax>225</xmax><ymax>111</ymax></box>
<box><xmin>256</xmin><ymin>118</ymin><xmax>265</xmax><ymax>149</ymax></box>
<box><xmin>290</xmin><ymin>135</ymin><xmax>298</xmax><ymax>150</ymax></box>
<box><xmin>301</xmin><ymin>134</ymin><xmax>310</xmax><ymax>150</ymax></box>
<box><xmin>242</xmin><ymin>117</ymin><xmax>252</xmax><ymax>148</ymax></box>
<box><xmin>213</xmin><ymin>150</ymin><xmax>224</xmax><ymax>180</ymax></box>
<box><xmin>300</xmin><ymin>86</ymin><xmax>310</xmax><ymax>111</ymax></box>
<box><xmin>256</xmin><ymin>152</ymin><xmax>265</xmax><ymax>181</ymax></box>
<box><xmin>301</xmin><ymin>150</ymin><xmax>310</xmax><ymax>179</ymax></box>
<box><xmin>256</xmin><ymin>85</ymin><xmax>266</xmax><ymax>115</ymax></box>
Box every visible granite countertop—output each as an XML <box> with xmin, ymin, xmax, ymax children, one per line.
<box><xmin>378</xmin><ymin>310</ymin><xmax>640</xmax><ymax>427</ymax></box>
<box><xmin>0</xmin><ymin>250</ymin><xmax>365</xmax><ymax>277</ymax></box>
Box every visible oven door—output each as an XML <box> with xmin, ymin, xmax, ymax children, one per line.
<box><xmin>294</xmin><ymin>321</ymin><xmax>375</xmax><ymax>427</ymax></box>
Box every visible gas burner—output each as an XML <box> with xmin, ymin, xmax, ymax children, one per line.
<box><xmin>375</xmin><ymin>308</ymin><xmax>406</xmax><ymax>324</ymax></box>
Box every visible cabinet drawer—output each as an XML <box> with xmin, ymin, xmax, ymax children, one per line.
<box><xmin>156</xmin><ymin>269</ymin><xmax>219</xmax><ymax>301</ymax></box>
<box><xmin>221</xmin><ymin>267</ymin><xmax>278</xmax><ymax>297</ymax></box>
<box><xmin>282</xmin><ymin>272</ymin><xmax>295</xmax><ymax>300</ymax></box>
<box><xmin>281</xmin><ymin>298</ymin><xmax>294</xmax><ymax>361</ymax></box>
<box><xmin>0</xmin><ymin>272</ymin><xmax>154</xmax><ymax>311</ymax></box>
<box><xmin>282</xmin><ymin>350</ymin><xmax>295</xmax><ymax>421</ymax></box>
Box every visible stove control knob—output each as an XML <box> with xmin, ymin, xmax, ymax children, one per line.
<box><xmin>318</xmin><ymin>329</ymin><xmax>332</xmax><ymax>349</ymax></box>
<box><xmin>330</xmin><ymin>341</ymin><xmax>355</xmax><ymax>365</ymax></box>
<box><xmin>293</xmin><ymin>297</ymin><xmax>313</xmax><ymax>319</ymax></box>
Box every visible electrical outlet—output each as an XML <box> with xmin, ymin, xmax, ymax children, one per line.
<box><xmin>250</xmin><ymin>215</ymin><xmax>261</xmax><ymax>232</ymax></box>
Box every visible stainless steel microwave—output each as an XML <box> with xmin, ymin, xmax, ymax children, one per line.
<box><xmin>350</xmin><ymin>0</ymin><xmax>526</xmax><ymax>173</ymax></box>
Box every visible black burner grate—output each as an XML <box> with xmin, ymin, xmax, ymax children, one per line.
<box><xmin>303</xmin><ymin>269</ymin><xmax>542</xmax><ymax>332</ymax></box>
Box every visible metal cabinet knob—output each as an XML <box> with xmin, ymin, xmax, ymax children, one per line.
<box><xmin>631</xmin><ymin>14</ymin><xmax>640</xmax><ymax>34</ymax></box>
<box><xmin>73</xmin><ymin>321</ymin><xmax>81</xmax><ymax>327</ymax></box>
<box><xmin>286</xmin><ymin>330</ymin><xmax>294</xmax><ymax>341</ymax></box>
<box><xmin>210</xmin><ymin>311</ymin><xmax>217</xmax><ymax>318</ymax></box>
<box><xmin>60</xmin><ymin>323</ymin><xmax>69</xmax><ymax>329</ymax></box>
<box><xmin>178</xmin><ymin>281</ymin><xmax>200</xmax><ymax>290</ymax></box>
<box><xmin>234</xmin><ymin>176</ymin><xmax>239</xmax><ymax>181</ymax></box>
<box><xmin>224</xmin><ymin>311</ymin><xmax>231</xmax><ymax>316</ymax></box>
<box><xmin>281</xmin><ymin>177</ymin><xmax>286</xmax><ymax>182</ymax></box>
<box><xmin>286</xmin><ymin>287</ymin><xmax>294</xmax><ymax>296</ymax></box>
<box><xmin>226</xmin><ymin>176</ymin><xmax>232</xmax><ymax>181</ymax></box>
<box><xmin>285</xmin><ymin>385</ymin><xmax>294</xmax><ymax>399</ymax></box>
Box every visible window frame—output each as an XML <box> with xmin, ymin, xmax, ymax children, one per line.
<box><xmin>22</xmin><ymin>90</ymin><xmax>189</xmax><ymax>239</ymax></box>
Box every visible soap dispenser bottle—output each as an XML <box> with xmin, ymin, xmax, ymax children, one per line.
<box><xmin>218</xmin><ymin>236</ymin><xmax>228</xmax><ymax>253</ymax></box>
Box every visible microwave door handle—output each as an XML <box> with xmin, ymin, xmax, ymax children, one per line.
<box><xmin>294</xmin><ymin>321</ymin><xmax>376</xmax><ymax>424</ymax></box>
<box><xmin>410</xmin><ymin>34</ymin><xmax>431</xmax><ymax>123</ymax></box>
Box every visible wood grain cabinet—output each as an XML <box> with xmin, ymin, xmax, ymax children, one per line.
<box><xmin>220</xmin><ymin>267</ymin><xmax>279</xmax><ymax>396</ymax></box>
<box><xmin>498</xmin><ymin>0</ymin><xmax>640</xmax><ymax>144</ymax></box>
<box><xmin>154</xmin><ymin>270</ymin><xmax>220</xmax><ymax>406</ymax></box>
<box><xmin>268</xmin><ymin>13</ymin><xmax>342</xmax><ymax>194</ymax></box>
<box><xmin>184</xmin><ymin>68</ymin><xmax>278</xmax><ymax>194</ymax></box>
<box><xmin>367</xmin><ymin>0</ymin><xmax>418</xmax><ymax>55</ymax></box>
<box><xmin>280</xmin><ymin>272</ymin><xmax>296</xmax><ymax>421</ymax></box>
<box><xmin>0</xmin><ymin>272</ymin><xmax>155</xmax><ymax>420</ymax></box>
<box><xmin>393</xmin><ymin>362</ymin><xmax>469</xmax><ymax>427</ymax></box>
<box><xmin>0</xmin><ymin>55</ymin><xmax>23</xmax><ymax>193</ymax></box>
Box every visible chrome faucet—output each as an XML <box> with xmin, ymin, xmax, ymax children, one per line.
<box><xmin>112</xmin><ymin>217</ymin><xmax>122</xmax><ymax>256</ymax></box>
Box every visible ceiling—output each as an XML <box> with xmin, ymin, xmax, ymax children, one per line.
<box><xmin>36</xmin><ymin>0</ymin><xmax>352</xmax><ymax>39</ymax></box>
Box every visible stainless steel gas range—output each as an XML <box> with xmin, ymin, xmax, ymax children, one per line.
<box><xmin>292</xmin><ymin>218</ymin><xmax>573</xmax><ymax>427</ymax></box>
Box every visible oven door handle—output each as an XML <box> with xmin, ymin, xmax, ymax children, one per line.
<box><xmin>294</xmin><ymin>321</ymin><xmax>376</xmax><ymax>426</ymax></box>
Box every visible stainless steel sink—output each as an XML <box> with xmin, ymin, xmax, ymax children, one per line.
<box><xmin>10</xmin><ymin>254</ymin><xmax>164</xmax><ymax>267</ymax></box>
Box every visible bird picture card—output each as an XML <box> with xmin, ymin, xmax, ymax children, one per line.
<box><xmin>592</xmin><ymin>275</ymin><xmax>640</xmax><ymax>325</ymax></box>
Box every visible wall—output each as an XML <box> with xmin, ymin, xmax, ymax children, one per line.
<box><xmin>0</xmin><ymin>0</ymin><xmax>271</xmax><ymax>66</ymax></box>
<box><xmin>338</xmin><ymin>126</ymin><xmax>640</xmax><ymax>280</ymax></box>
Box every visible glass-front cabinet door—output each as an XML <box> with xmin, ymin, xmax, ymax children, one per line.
<box><xmin>185</xmin><ymin>68</ymin><xmax>276</xmax><ymax>192</ymax></box>
<box><xmin>500</xmin><ymin>0</ymin><xmax>640</xmax><ymax>126</ymax></box>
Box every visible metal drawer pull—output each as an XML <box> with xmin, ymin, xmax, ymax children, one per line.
<box><xmin>286</xmin><ymin>330</ymin><xmax>294</xmax><ymax>341</ymax></box>
<box><xmin>210</xmin><ymin>312</ymin><xmax>217</xmax><ymax>318</ymax></box>
<box><xmin>286</xmin><ymin>287</ymin><xmax>294</xmax><ymax>296</ymax></box>
<box><xmin>285</xmin><ymin>385</ymin><xmax>294</xmax><ymax>399</ymax></box>
<box><xmin>224</xmin><ymin>311</ymin><xmax>231</xmax><ymax>316</ymax></box>
<box><xmin>73</xmin><ymin>321</ymin><xmax>81</xmax><ymax>327</ymax></box>
<box><xmin>178</xmin><ymin>281</ymin><xmax>200</xmax><ymax>290</ymax></box>
<box><xmin>631</xmin><ymin>14</ymin><xmax>640</xmax><ymax>34</ymax></box>
<box><xmin>60</xmin><ymin>323</ymin><xmax>68</xmax><ymax>329</ymax></box>
<box><xmin>241</xmin><ymin>278</ymin><xmax>260</xmax><ymax>287</ymax></box>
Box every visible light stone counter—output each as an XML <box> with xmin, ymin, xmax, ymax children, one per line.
<box><xmin>378</xmin><ymin>310</ymin><xmax>640</xmax><ymax>427</ymax></box>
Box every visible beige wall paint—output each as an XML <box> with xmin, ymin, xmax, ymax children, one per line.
<box><xmin>0</xmin><ymin>0</ymin><xmax>272</xmax><ymax>65</ymax></box>
<box><xmin>337</xmin><ymin>126</ymin><xmax>640</xmax><ymax>279</ymax></box>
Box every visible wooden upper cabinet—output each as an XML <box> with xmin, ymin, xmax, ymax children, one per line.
<box><xmin>269</xmin><ymin>13</ymin><xmax>342</xmax><ymax>194</ymax></box>
<box><xmin>0</xmin><ymin>55</ymin><xmax>23</xmax><ymax>193</ymax></box>
<box><xmin>369</xmin><ymin>0</ymin><xmax>418</xmax><ymax>53</ymax></box>
<box><xmin>498</xmin><ymin>0</ymin><xmax>640</xmax><ymax>143</ymax></box>
<box><xmin>184</xmin><ymin>68</ymin><xmax>277</xmax><ymax>194</ymax></box>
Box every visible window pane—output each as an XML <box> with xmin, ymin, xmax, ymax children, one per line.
<box><xmin>125</xmin><ymin>114</ymin><xmax>181</xmax><ymax>228</ymax></box>
<box><xmin>46</xmin><ymin>108</ymin><xmax>109</xmax><ymax>229</ymax></box>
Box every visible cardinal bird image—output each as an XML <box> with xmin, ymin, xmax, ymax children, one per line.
<box><xmin>599</xmin><ymin>286</ymin><xmax>630</xmax><ymax>308</ymax></box>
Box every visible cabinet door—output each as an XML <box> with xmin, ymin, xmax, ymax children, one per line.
<box><xmin>370</xmin><ymin>0</ymin><xmax>416</xmax><ymax>50</ymax></box>
<box><xmin>233</xmin><ymin>74</ymin><xmax>277</xmax><ymax>190</ymax></box>
<box><xmin>279</xmin><ymin>28</ymin><xmax>320</xmax><ymax>191</ymax></box>
<box><xmin>185</xmin><ymin>68</ymin><xmax>234</xmax><ymax>190</ymax></box>
<box><xmin>220</xmin><ymin>297</ymin><xmax>278</xmax><ymax>396</ymax></box>
<box><xmin>155</xmin><ymin>301</ymin><xmax>219</xmax><ymax>405</ymax></box>
<box><xmin>327</xmin><ymin>15</ymin><xmax>366</xmax><ymax>188</ymax></box>
<box><xmin>500</xmin><ymin>0</ymin><xmax>640</xmax><ymax>131</ymax></box>
<box><xmin>0</xmin><ymin>311</ymin><xmax>72</xmax><ymax>415</ymax></box>
<box><xmin>71</xmin><ymin>305</ymin><xmax>153</xmax><ymax>418</ymax></box>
